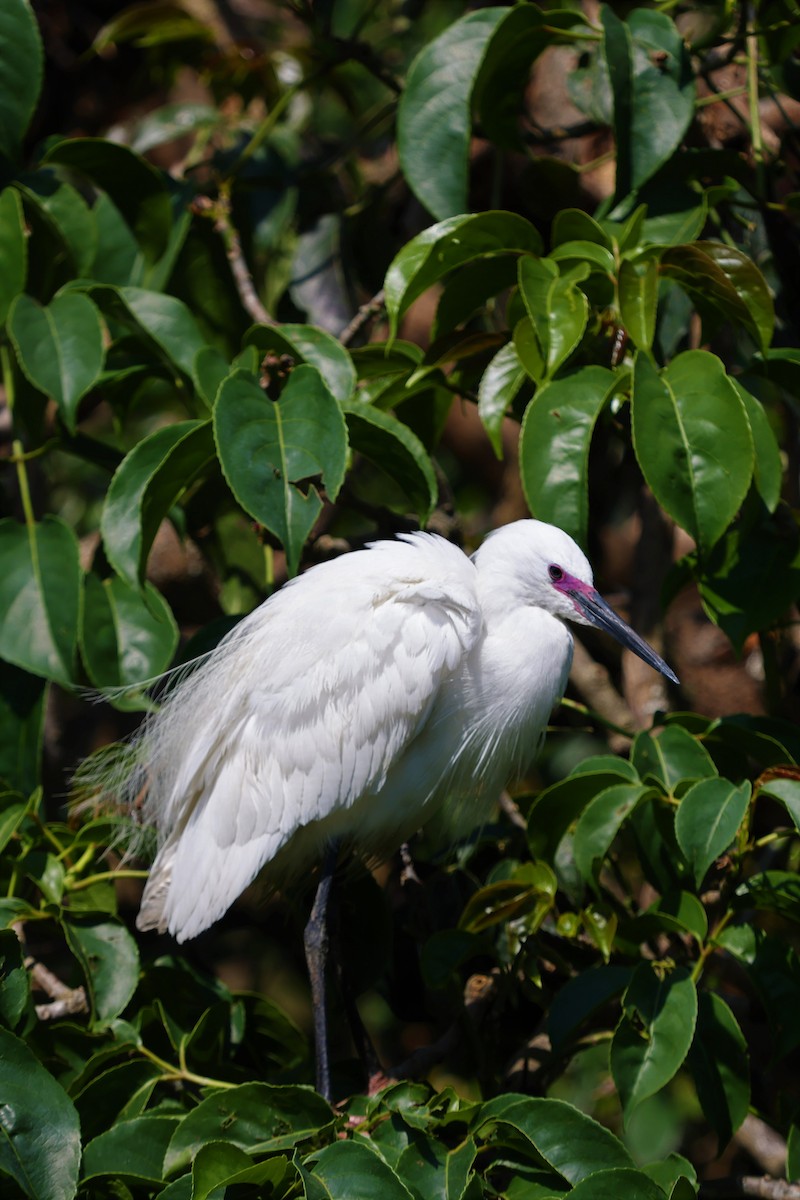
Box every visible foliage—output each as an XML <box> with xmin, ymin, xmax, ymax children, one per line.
<box><xmin>2</xmin><ymin>0</ymin><xmax>800</xmax><ymax>1196</ymax></box>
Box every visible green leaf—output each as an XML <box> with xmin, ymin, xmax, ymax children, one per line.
<box><xmin>8</xmin><ymin>293</ymin><xmax>105</xmax><ymax>432</ymax></box>
<box><xmin>164</xmin><ymin>1082</ymin><xmax>332</xmax><ymax>1175</ymax></box>
<box><xmin>242</xmin><ymin>323</ymin><xmax>356</xmax><ymax>404</ymax></box>
<box><xmin>602</xmin><ymin>7</ymin><xmax>694</xmax><ymax>199</ymax></box>
<box><xmin>300</xmin><ymin>1140</ymin><xmax>414</xmax><ymax>1200</ymax></box>
<box><xmin>550</xmin><ymin>239</ymin><xmax>617</xmax><ymax>275</ymax></box>
<box><xmin>675</xmin><ymin>778</ymin><xmax>751</xmax><ymax>887</ymax></box>
<box><xmin>397</xmin><ymin>8</ymin><xmax>509</xmax><ymax>219</ymax></box>
<box><xmin>611</xmin><ymin>963</ymin><xmax>698</xmax><ymax>1122</ymax></box>
<box><xmin>0</xmin><ymin>0</ymin><xmax>43</xmax><ymax>162</ymax></box>
<box><xmin>474</xmin><ymin>1095</ymin><xmax>634</xmax><ymax>1181</ymax></box>
<box><xmin>83</xmin><ymin>1116</ymin><xmax>181</xmax><ymax>1183</ymax></box>
<box><xmin>517</xmin><ymin>257</ymin><xmax>589</xmax><ymax>381</ymax></box>
<box><xmin>433</xmin><ymin>256</ymin><xmax>519</xmax><ymax>340</ymax></box>
<box><xmin>341</xmin><ymin>399</ymin><xmax>437</xmax><ymax>522</ymax></box>
<box><xmin>385</xmin><ymin>212</ymin><xmax>542</xmax><ymax>338</ymax></box>
<box><xmin>191</xmin><ymin>1143</ymin><xmax>288</xmax><ymax>1200</ymax></box>
<box><xmin>0</xmin><ymin>187</ymin><xmax>26</xmax><ymax>323</ymax></box>
<box><xmin>553</xmin><ymin>209</ymin><xmax>613</xmax><ymax>250</ymax></box>
<box><xmin>568</xmin><ymin>1168</ymin><xmax>667</xmax><ymax>1200</ymax></box>
<box><xmin>573</xmin><ymin>784</ymin><xmax>651</xmax><ymax>883</ymax></box>
<box><xmin>394</xmin><ymin>1133</ymin><xmax>476</xmax><ymax>1200</ymax></box>
<box><xmin>0</xmin><ymin>663</ymin><xmax>45</xmax><ymax>794</ymax></box>
<box><xmin>549</xmin><ymin>965</ymin><xmax>633</xmax><ymax>1050</ymax></box>
<box><xmin>734</xmin><ymin>382</ymin><xmax>782</xmax><ymax>512</ymax></box>
<box><xmin>631</xmin><ymin>351</ymin><xmax>754</xmax><ymax>554</ymax></box>
<box><xmin>789</xmin><ymin>1123</ymin><xmax>800</xmax><ymax>1183</ymax></box>
<box><xmin>618</xmin><ymin>257</ymin><xmax>658</xmax><ymax>350</ymax></box>
<box><xmin>44</xmin><ymin>139</ymin><xmax>173</xmax><ymax>262</ymax></box>
<box><xmin>0</xmin><ymin>930</ymin><xmax>29</xmax><ymax>1030</ymax></box>
<box><xmin>101</xmin><ymin>420</ymin><xmax>216</xmax><ymax>588</ymax></box>
<box><xmin>759</xmin><ymin>777</ymin><xmax>800</xmax><ymax>832</ymax></box>
<box><xmin>88</xmin><ymin>284</ymin><xmax>208</xmax><ymax>380</ymax></box>
<box><xmin>81</xmin><ymin>574</ymin><xmax>178</xmax><ymax>697</ymax></box>
<box><xmin>0</xmin><ymin>1026</ymin><xmax>81</xmax><ymax>1200</ymax></box>
<box><xmin>0</xmin><ymin>517</ymin><xmax>80</xmax><ymax>686</ymax></box>
<box><xmin>661</xmin><ymin>242</ymin><xmax>775</xmax><ymax>353</ymax></box>
<box><xmin>214</xmin><ymin>365</ymin><xmax>347</xmax><ymax>576</ymax></box>
<box><xmin>63</xmin><ymin>914</ymin><xmax>140</xmax><ymax>1024</ymax></box>
<box><xmin>19</xmin><ymin>175</ymin><xmax>97</xmax><ymax>279</ymax></box>
<box><xmin>621</xmin><ymin>890</ymin><xmax>708</xmax><ymax>944</ymax></box>
<box><xmin>519</xmin><ymin>365</ymin><xmax>617</xmax><ymax>548</ymax></box>
<box><xmin>478</xmin><ymin>340</ymin><xmax>527</xmax><ymax>456</ymax></box>
<box><xmin>529</xmin><ymin>768</ymin><xmax>641</xmax><ymax>860</ymax></box>
<box><xmin>631</xmin><ymin>726</ymin><xmax>717</xmax><ymax>790</ymax></box>
<box><xmin>687</xmin><ymin>992</ymin><xmax>749</xmax><ymax>1150</ymax></box>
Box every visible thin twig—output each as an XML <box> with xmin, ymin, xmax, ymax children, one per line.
<box><xmin>700</xmin><ymin>1180</ymin><xmax>800</xmax><ymax>1199</ymax></box>
<box><xmin>196</xmin><ymin>193</ymin><xmax>276</xmax><ymax>327</ymax></box>
<box><xmin>339</xmin><ymin>289</ymin><xmax>386</xmax><ymax>347</ymax></box>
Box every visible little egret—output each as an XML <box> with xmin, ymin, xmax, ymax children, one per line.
<box><xmin>95</xmin><ymin>519</ymin><xmax>677</xmax><ymax>1095</ymax></box>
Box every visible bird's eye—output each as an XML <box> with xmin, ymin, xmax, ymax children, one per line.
<box><xmin>548</xmin><ymin>564</ymin><xmax>564</xmax><ymax>582</ymax></box>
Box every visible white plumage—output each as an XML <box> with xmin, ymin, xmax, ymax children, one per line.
<box><xmin>106</xmin><ymin>520</ymin><xmax>675</xmax><ymax>943</ymax></box>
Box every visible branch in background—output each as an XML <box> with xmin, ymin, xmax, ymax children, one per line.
<box><xmin>387</xmin><ymin>972</ymin><xmax>497</xmax><ymax>1082</ymax></box>
<box><xmin>700</xmin><ymin>1180</ymin><xmax>800</xmax><ymax>1199</ymax></box>
<box><xmin>193</xmin><ymin>194</ymin><xmax>277</xmax><ymax>327</ymax></box>
<box><xmin>735</xmin><ymin>1114</ymin><xmax>788</xmax><ymax>1178</ymax></box>
<box><xmin>569</xmin><ymin>638</ymin><xmax>637</xmax><ymax>752</ymax></box>
<box><xmin>339</xmin><ymin>288</ymin><xmax>386</xmax><ymax>347</ymax></box>
<box><xmin>13</xmin><ymin>922</ymin><xmax>88</xmax><ymax>1021</ymax></box>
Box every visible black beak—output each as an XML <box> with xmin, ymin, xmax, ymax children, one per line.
<box><xmin>570</xmin><ymin>589</ymin><xmax>679</xmax><ymax>686</ymax></box>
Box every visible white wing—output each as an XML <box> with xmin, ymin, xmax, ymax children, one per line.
<box><xmin>135</xmin><ymin>534</ymin><xmax>482</xmax><ymax>941</ymax></box>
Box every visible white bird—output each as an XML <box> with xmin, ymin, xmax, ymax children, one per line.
<box><xmin>95</xmin><ymin>519</ymin><xmax>677</xmax><ymax>1095</ymax></box>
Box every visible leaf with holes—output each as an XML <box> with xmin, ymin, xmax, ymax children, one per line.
<box><xmin>214</xmin><ymin>365</ymin><xmax>347</xmax><ymax>576</ymax></box>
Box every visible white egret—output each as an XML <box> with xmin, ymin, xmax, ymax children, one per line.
<box><xmin>94</xmin><ymin>519</ymin><xmax>677</xmax><ymax>1096</ymax></box>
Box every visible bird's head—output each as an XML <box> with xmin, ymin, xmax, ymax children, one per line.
<box><xmin>475</xmin><ymin>520</ymin><xmax>678</xmax><ymax>685</ymax></box>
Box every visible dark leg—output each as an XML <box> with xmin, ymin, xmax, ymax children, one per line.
<box><xmin>304</xmin><ymin>840</ymin><xmax>339</xmax><ymax>1101</ymax></box>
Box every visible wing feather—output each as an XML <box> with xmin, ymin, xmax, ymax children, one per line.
<box><xmin>135</xmin><ymin>534</ymin><xmax>482</xmax><ymax>940</ymax></box>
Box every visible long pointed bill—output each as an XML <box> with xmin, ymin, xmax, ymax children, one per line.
<box><xmin>569</xmin><ymin>588</ymin><xmax>679</xmax><ymax>686</ymax></box>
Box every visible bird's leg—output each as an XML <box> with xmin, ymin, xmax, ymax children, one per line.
<box><xmin>304</xmin><ymin>840</ymin><xmax>339</xmax><ymax>1101</ymax></box>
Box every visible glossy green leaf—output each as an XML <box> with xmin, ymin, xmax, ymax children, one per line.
<box><xmin>83</xmin><ymin>1116</ymin><xmax>181</xmax><ymax>1183</ymax></box>
<box><xmin>215</xmin><ymin>365</ymin><xmax>347</xmax><ymax>576</ymax></box>
<box><xmin>20</xmin><ymin>176</ymin><xmax>97</xmax><ymax>279</ymax></box>
<box><xmin>569</xmin><ymin>1168</ymin><xmax>667</xmax><ymax>1200</ymax></box>
<box><xmin>553</xmin><ymin>209</ymin><xmax>613</xmax><ymax>249</ymax></box>
<box><xmin>529</xmin><ymin>768</ymin><xmax>641</xmax><ymax>860</ymax></box>
<box><xmin>242</xmin><ymin>322</ymin><xmax>356</xmax><ymax>404</ymax></box>
<box><xmin>8</xmin><ymin>293</ymin><xmax>105</xmax><ymax>432</ymax></box>
<box><xmin>478</xmin><ymin>340</ymin><xmax>526</xmax><ymax>456</ymax></box>
<box><xmin>0</xmin><ymin>663</ymin><xmax>45</xmax><ymax>794</ymax></box>
<box><xmin>44</xmin><ymin>139</ymin><xmax>172</xmax><ymax>262</ymax></box>
<box><xmin>102</xmin><ymin>420</ymin><xmax>215</xmax><ymax>588</ymax></box>
<box><xmin>0</xmin><ymin>517</ymin><xmax>80</xmax><ymax>686</ymax></box>
<box><xmin>0</xmin><ymin>1026</ymin><xmax>81</xmax><ymax>1200</ymax></box>
<box><xmin>687</xmin><ymin>992</ymin><xmax>749</xmax><ymax>1150</ymax></box>
<box><xmin>433</xmin><ymin>256</ymin><xmax>519</xmax><ymax>340</ymax></box>
<box><xmin>517</xmin><ymin>257</ymin><xmax>589</xmax><ymax>381</ymax></box>
<box><xmin>81</xmin><ymin>574</ymin><xmax>178</xmax><ymax>697</ymax></box>
<box><xmin>0</xmin><ymin>187</ymin><xmax>26</xmax><ymax>322</ymax></box>
<box><xmin>300</xmin><ymin>1140</ymin><xmax>413</xmax><ymax>1199</ymax></box>
<box><xmin>675</xmin><ymin>778</ymin><xmax>751</xmax><ymax>887</ymax></box>
<box><xmin>520</xmin><ymin>366</ymin><xmax>617</xmax><ymax>548</ymax></box>
<box><xmin>734</xmin><ymin>382</ymin><xmax>782</xmax><ymax>512</ymax></box>
<box><xmin>621</xmin><ymin>890</ymin><xmax>708</xmax><ymax>944</ymax></box>
<box><xmin>385</xmin><ymin>212</ymin><xmax>542</xmax><ymax>337</ymax></box>
<box><xmin>63</xmin><ymin>915</ymin><xmax>140</xmax><ymax>1024</ymax></box>
<box><xmin>341</xmin><ymin>399</ymin><xmax>437</xmax><ymax>522</ymax></box>
<box><xmin>611</xmin><ymin>963</ymin><xmax>698</xmax><ymax>1122</ymax></box>
<box><xmin>191</xmin><ymin>1143</ymin><xmax>288</xmax><ymax>1200</ymax></box>
<box><xmin>475</xmin><ymin>1095</ymin><xmax>634</xmax><ymax>1181</ymax></box>
<box><xmin>88</xmin><ymin>284</ymin><xmax>208</xmax><ymax>380</ymax></box>
<box><xmin>164</xmin><ymin>1082</ymin><xmax>332</xmax><ymax>1174</ymax></box>
<box><xmin>618</xmin><ymin>257</ymin><xmax>658</xmax><ymax>350</ymax></box>
<box><xmin>631</xmin><ymin>726</ymin><xmax>717</xmax><ymax>789</ymax></box>
<box><xmin>602</xmin><ymin>7</ymin><xmax>694</xmax><ymax>199</ymax></box>
<box><xmin>397</xmin><ymin>8</ymin><xmax>508</xmax><ymax>219</ymax></box>
<box><xmin>549</xmin><ymin>965</ymin><xmax>632</xmax><ymax>1050</ymax></box>
<box><xmin>394</xmin><ymin>1132</ymin><xmax>476</xmax><ymax>1199</ymax></box>
<box><xmin>0</xmin><ymin>0</ymin><xmax>43</xmax><ymax>162</ymax></box>
<box><xmin>473</xmin><ymin>6</ymin><xmax>586</xmax><ymax>150</ymax></box>
<box><xmin>550</xmin><ymin>239</ymin><xmax>616</xmax><ymax>275</ymax></box>
<box><xmin>661</xmin><ymin>242</ymin><xmax>775</xmax><ymax>353</ymax></box>
<box><xmin>631</xmin><ymin>351</ymin><xmax>754</xmax><ymax>553</ymax></box>
<box><xmin>759</xmin><ymin>777</ymin><xmax>800</xmax><ymax>832</ymax></box>
<box><xmin>573</xmin><ymin>784</ymin><xmax>651</xmax><ymax>883</ymax></box>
